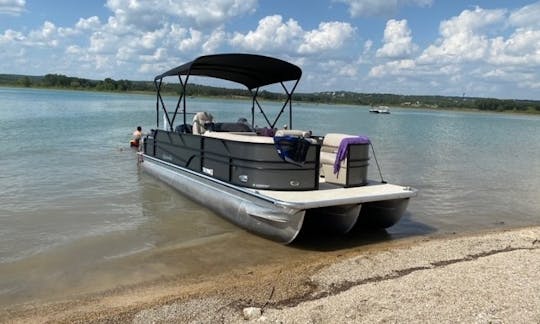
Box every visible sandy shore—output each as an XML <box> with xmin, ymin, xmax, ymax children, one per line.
<box><xmin>2</xmin><ymin>226</ymin><xmax>539</xmax><ymax>323</ymax></box>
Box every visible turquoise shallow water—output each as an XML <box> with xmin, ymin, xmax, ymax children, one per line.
<box><xmin>1</xmin><ymin>87</ymin><xmax>539</xmax><ymax>305</ymax></box>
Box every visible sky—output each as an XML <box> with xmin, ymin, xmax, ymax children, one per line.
<box><xmin>1</xmin><ymin>0</ymin><xmax>540</xmax><ymax>100</ymax></box>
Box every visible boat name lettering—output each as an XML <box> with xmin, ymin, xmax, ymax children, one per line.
<box><xmin>289</xmin><ymin>180</ymin><xmax>300</xmax><ymax>187</ymax></box>
<box><xmin>162</xmin><ymin>153</ymin><xmax>173</xmax><ymax>161</ymax></box>
<box><xmin>252</xmin><ymin>183</ymin><xmax>270</xmax><ymax>188</ymax></box>
<box><xmin>239</xmin><ymin>175</ymin><xmax>248</xmax><ymax>183</ymax></box>
<box><xmin>202</xmin><ymin>167</ymin><xmax>214</xmax><ymax>176</ymax></box>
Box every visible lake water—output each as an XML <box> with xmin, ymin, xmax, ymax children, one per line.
<box><xmin>1</xmin><ymin>87</ymin><xmax>539</xmax><ymax>306</ymax></box>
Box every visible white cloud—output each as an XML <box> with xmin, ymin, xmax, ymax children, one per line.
<box><xmin>68</xmin><ymin>0</ymin><xmax>258</xmax><ymax>76</ymax></box>
<box><xmin>179</xmin><ymin>28</ymin><xmax>203</xmax><ymax>51</ymax></box>
<box><xmin>139</xmin><ymin>28</ymin><xmax>167</xmax><ymax>50</ymax></box>
<box><xmin>299</xmin><ymin>21</ymin><xmax>355</xmax><ymax>54</ymax></box>
<box><xmin>489</xmin><ymin>29</ymin><xmax>540</xmax><ymax>66</ymax></box>
<box><xmin>105</xmin><ymin>0</ymin><xmax>257</xmax><ymax>30</ymax></box>
<box><xmin>439</xmin><ymin>6</ymin><xmax>506</xmax><ymax>37</ymax></box>
<box><xmin>509</xmin><ymin>1</ymin><xmax>540</xmax><ymax>28</ymax></box>
<box><xmin>25</xmin><ymin>21</ymin><xmax>60</xmax><ymax>47</ymax></box>
<box><xmin>88</xmin><ymin>32</ymin><xmax>110</xmax><ymax>53</ymax></box>
<box><xmin>103</xmin><ymin>15</ymin><xmax>134</xmax><ymax>35</ymax></box>
<box><xmin>363</xmin><ymin>39</ymin><xmax>373</xmax><ymax>54</ymax></box>
<box><xmin>319</xmin><ymin>59</ymin><xmax>358</xmax><ymax>78</ymax></box>
<box><xmin>0</xmin><ymin>29</ymin><xmax>24</xmax><ymax>44</ymax></box>
<box><xmin>365</xmin><ymin>4</ymin><xmax>540</xmax><ymax>99</ymax></box>
<box><xmin>230</xmin><ymin>15</ymin><xmax>303</xmax><ymax>52</ymax></box>
<box><xmin>334</xmin><ymin>0</ymin><xmax>432</xmax><ymax>17</ymax></box>
<box><xmin>47</xmin><ymin>0</ymin><xmax>258</xmax><ymax>78</ymax></box>
<box><xmin>418</xmin><ymin>7</ymin><xmax>506</xmax><ymax>64</ymax></box>
<box><xmin>0</xmin><ymin>0</ymin><xmax>25</xmax><ymax>16</ymax></box>
<box><xmin>202</xmin><ymin>28</ymin><xmax>226</xmax><ymax>54</ymax></box>
<box><xmin>75</xmin><ymin>16</ymin><xmax>101</xmax><ymax>31</ymax></box>
<box><xmin>139</xmin><ymin>47</ymin><xmax>167</xmax><ymax>62</ymax></box>
<box><xmin>65</xmin><ymin>45</ymin><xmax>82</xmax><ymax>55</ymax></box>
<box><xmin>369</xmin><ymin>59</ymin><xmax>415</xmax><ymax>77</ymax></box>
<box><xmin>0</xmin><ymin>29</ymin><xmax>27</xmax><ymax>66</ymax></box>
<box><xmin>376</xmin><ymin>19</ymin><xmax>417</xmax><ymax>59</ymax></box>
<box><xmin>231</xmin><ymin>16</ymin><xmax>354</xmax><ymax>55</ymax></box>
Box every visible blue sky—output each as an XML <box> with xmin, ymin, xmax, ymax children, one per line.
<box><xmin>1</xmin><ymin>0</ymin><xmax>540</xmax><ymax>100</ymax></box>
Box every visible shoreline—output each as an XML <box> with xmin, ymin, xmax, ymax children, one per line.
<box><xmin>2</xmin><ymin>85</ymin><xmax>539</xmax><ymax>116</ymax></box>
<box><xmin>3</xmin><ymin>226</ymin><xmax>539</xmax><ymax>323</ymax></box>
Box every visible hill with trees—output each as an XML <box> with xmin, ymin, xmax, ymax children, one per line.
<box><xmin>1</xmin><ymin>73</ymin><xmax>539</xmax><ymax>114</ymax></box>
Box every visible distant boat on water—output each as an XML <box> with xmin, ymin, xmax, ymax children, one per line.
<box><xmin>369</xmin><ymin>106</ymin><xmax>390</xmax><ymax>114</ymax></box>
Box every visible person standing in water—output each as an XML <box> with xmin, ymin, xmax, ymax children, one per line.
<box><xmin>130</xmin><ymin>126</ymin><xmax>142</xmax><ymax>148</ymax></box>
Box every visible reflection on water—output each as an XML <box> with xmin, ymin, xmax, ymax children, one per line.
<box><xmin>0</xmin><ymin>88</ymin><xmax>539</xmax><ymax>306</ymax></box>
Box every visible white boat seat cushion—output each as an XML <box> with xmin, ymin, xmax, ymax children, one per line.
<box><xmin>192</xmin><ymin>111</ymin><xmax>214</xmax><ymax>135</ymax></box>
<box><xmin>322</xmin><ymin>133</ymin><xmax>352</xmax><ymax>151</ymax></box>
<box><xmin>274</xmin><ymin>129</ymin><xmax>312</xmax><ymax>137</ymax></box>
<box><xmin>203</xmin><ymin>131</ymin><xmax>275</xmax><ymax>144</ymax></box>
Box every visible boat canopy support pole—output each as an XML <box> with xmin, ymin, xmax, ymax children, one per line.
<box><xmin>285</xmin><ymin>80</ymin><xmax>298</xmax><ymax>129</ymax></box>
<box><xmin>251</xmin><ymin>90</ymin><xmax>255</xmax><ymax>128</ymax></box>
<box><xmin>155</xmin><ymin>78</ymin><xmax>174</xmax><ymax>131</ymax></box>
<box><xmin>154</xmin><ymin>78</ymin><xmax>163</xmax><ymax>129</ymax></box>
<box><xmin>270</xmin><ymin>80</ymin><xmax>298</xmax><ymax>129</ymax></box>
<box><xmin>170</xmin><ymin>74</ymin><xmax>188</xmax><ymax>130</ymax></box>
<box><xmin>154</xmin><ymin>75</ymin><xmax>190</xmax><ymax>132</ymax></box>
<box><xmin>251</xmin><ymin>88</ymin><xmax>273</xmax><ymax>129</ymax></box>
<box><xmin>250</xmin><ymin>80</ymin><xmax>299</xmax><ymax>130</ymax></box>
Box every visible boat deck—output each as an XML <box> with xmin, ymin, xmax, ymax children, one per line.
<box><xmin>255</xmin><ymin>180</ymin><xmax>416</xmax><ymax>209</ymax></box>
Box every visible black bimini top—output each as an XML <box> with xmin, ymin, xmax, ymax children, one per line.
<box><xmin>154</xmin><ymin>53</ymin><xmax>302</xmax><ymax>90</ymax></box>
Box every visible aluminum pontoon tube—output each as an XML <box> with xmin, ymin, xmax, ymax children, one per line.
<box><xmin>140</xmin><ymin>155</ymin><xmax>305</xmax><ymax>244</ymax></box>
<box><xmin>356</xmin><ymin>198</ymin><xmax>411</xmax><ymax>229</ymax></box>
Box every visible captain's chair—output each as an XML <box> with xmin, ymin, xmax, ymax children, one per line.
<box><xmin>192</xmin><ymin>112</ymin><xmax>214</xmax><ymax>135</ymax></box>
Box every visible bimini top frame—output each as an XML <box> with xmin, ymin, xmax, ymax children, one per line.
<box><xmin>153</xmin><ymin>53</ymin><xmax>302</xmax><ymax>131</ymax></box>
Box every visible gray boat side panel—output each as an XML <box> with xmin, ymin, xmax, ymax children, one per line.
<box><xmin>141</xmin><ymin>156</ymin><xmax>305</xmax><ymax>243</ymax></box>
<box><xmin>153</xmin><ymin>131</ymin><xmax>202</xmax><ymax>171</ymax></box>
<box><xmin>231</xmin><ymin>167</ymin><xmax>317</xmax><ymax>190</ymax></box>
<box><xmin>344</xmin><ymin>143</ymin><xmax>370</xmax><ymax>187</ymax></box>
<box><xmin>148</xmin><ymin>130</ymin><xmax>320</xmax><ymax>190</ymax></box>
<box><xmin>203</xmin><ymin>136</ymin><xmax>320</xmax><ymax>190</ymax></box>
<box><xmin>348</xmin><ymin>143</ymin><xmax>370</xmax><ymax>161</ymax></box>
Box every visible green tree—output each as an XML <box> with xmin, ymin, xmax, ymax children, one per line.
<box><xmin>17</xmin><ymin>76</ymin><xmax>31</xmax><ymax>87</ymax></box>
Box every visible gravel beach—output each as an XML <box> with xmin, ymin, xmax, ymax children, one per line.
<box><xmin>2</xmin><ymin>226</ymin><xmax>539</xmax><ymax>323</ymax></box>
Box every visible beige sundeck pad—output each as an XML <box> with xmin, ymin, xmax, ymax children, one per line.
<box><xmin>255</xmin><ymin>183</ymin><xmax>417</xmax><ymax>209</ymax></box>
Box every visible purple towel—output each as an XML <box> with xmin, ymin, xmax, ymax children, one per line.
<box><xmin>333</xmin><ymin>136</ymin><xmax>370</xmax><ymax>174</ymax></box>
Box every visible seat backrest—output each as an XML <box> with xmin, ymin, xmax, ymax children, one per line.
<box><xmin>203</xmin><ymin>131</ymin><xmax>274</xmax><ymax>143</ymax></box>
<box><xmin>274</xmin><ymin>129</ymin><xmax>312</xmax><ymax>137</ymax></box>
<box><xmin>192</xmin><ymin>112</ymin><xmax>214</xmax><ymax>135</ymax></box>
<box><xmin>322</xmin><ymin>133</ymin><xmax>351</xmax><ymax>149</ymax></box>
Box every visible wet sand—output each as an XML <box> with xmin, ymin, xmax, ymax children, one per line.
<box><xmin>2</xmin><ymin>226</ymin><xmax>539</xmax><ymax>323</ymax></box>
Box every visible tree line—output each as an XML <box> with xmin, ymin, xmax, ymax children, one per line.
<box><xmin>1</xmin><ymin>73</ymin><xmax>539</xmax><ymax>113</ymax></box>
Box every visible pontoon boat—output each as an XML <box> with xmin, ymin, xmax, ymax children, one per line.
<box><xmin>139</xmin><ymin>54</ymin><xmax>416</xmax><ymax>243</ymax></box>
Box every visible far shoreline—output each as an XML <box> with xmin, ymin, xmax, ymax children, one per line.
<box><xmin>1</xmin><ymin>84</ymin><xmax>539</xmax><ymax>116</ymax></box>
